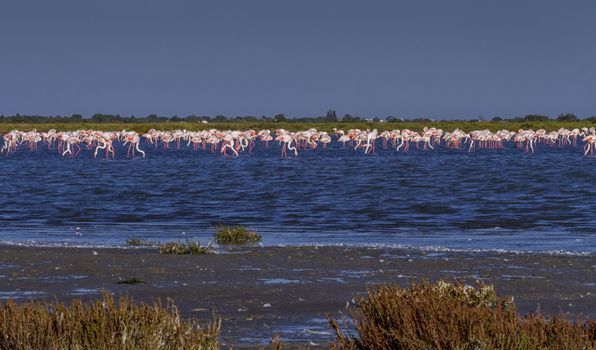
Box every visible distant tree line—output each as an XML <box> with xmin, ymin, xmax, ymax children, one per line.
<box><xmin>488</xmin><ymin>113</ymin><xmax>587</xmax><ymax>122</ymax></box>
<box><xmin>0</xmin><ymin>111</ymin><xmax>594</xmax><ymax>124</ymax></box>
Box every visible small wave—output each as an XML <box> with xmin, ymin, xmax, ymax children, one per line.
<box><xmin>0</xmin><ymin>291</ymin><xmax>46</xmax><ymax>300</ymax></box>
<box><xmin>1</xmin><ymin>239</ymin><xmax>592</xmax><ymax>257</ymax></box>
<box><xmin>0</xmin><ymin>240</ymin><xmax>126</xmax><ymax>249</ymax></box>
<box><xmin>272</xmin><ymin>242</ymin><xmax>593</xmax><ymax>257</ymax></box>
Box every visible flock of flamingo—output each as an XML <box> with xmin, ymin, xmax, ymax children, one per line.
<box><xmin>1</xmin><ymin>127</ymin><xmax>595</xmax><ymax>158</ymax></box>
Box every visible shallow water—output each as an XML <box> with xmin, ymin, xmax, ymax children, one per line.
<box><xmin>0</xmin><ymin>141</ymin><xmax>594</xmax><ymax>254</ymax></box>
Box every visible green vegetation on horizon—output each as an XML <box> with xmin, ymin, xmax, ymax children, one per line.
<box><xmin>0</xmin><ymin>112</ymin><xmax>594</xmax><ymax>134</ymax></box>
<box><xmin>1</xmin><ymin>119</ymin><xmax>594</xmax><ymax>134</ymax></box>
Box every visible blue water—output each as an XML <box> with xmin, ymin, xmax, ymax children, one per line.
<box><xmin>1</xmin><ymin>141</ymin><xmax>594</xmax><ymax>254</ymax></box>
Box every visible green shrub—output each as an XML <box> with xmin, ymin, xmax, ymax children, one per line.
<box><xmin>214</xmin><ymin>225</ymin><xmax>262</xmax><ymax>245</ymax></box>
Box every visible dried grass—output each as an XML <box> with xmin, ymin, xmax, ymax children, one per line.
<box><xmin>159</xmin><ymin>240</ymin><xmax>212</xmax><ymax>255</ymax></box>
<box><xmin>328</xmin><ymin>281</ymin><xmax>595</xmax><ymax>350</ymax></box>
<box><xmin>126</xmin><ymin>238</ymin><xmax>158</xmax><ymax>247</ymax></box>
<box><xmin>0</xmin><ymin>293</ymin><xmax>220</xmax><ymax>350</ymax></box>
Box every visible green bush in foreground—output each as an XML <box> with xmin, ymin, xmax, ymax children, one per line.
<box><xmin>159</xmin><ymin>240</ymin><xmax>212</xmax><ymax>255</ymax></box>
<box><xmin>328</xmin><ymin>281</ymin><xmax>595</xmax><ymax>350</ymax></box>
<box><xmin>214</xmin><ymin>225</ymin><xmax>262</xmax><ymax>245</ymax></box>
<box><xmin>0</xmin><ymin>293</ymin><xmax>220</xmax><ymax>350</ymax></box>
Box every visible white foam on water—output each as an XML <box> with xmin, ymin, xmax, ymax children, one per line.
<box><xmin>0</xmin><ymin>291</ymin><xmax>46</xmax><ymax>299</ymax></box>
<box><xmin>0</xmin><ymin>240</ymin><xmax>592</xmax><ymax>257</ymax></box>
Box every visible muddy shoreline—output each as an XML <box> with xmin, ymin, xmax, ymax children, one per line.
<box><xmin>0</xmin><ymin>245</ymin><xmax>594</xmax><ymax>347</ymax></box>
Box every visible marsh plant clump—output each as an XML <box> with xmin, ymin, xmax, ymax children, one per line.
<box><xmin>0</xmin><ymin>293</ymin><xmax>221</xmax><ymax>350</ymax></box>
<box><xmin>328</xmin><ymin>281</ymin><xmax>595</xmax><ymax>350</ymax></box>
<box><xmin>266</xmin><ymin>334</ymin><xmax>283</xmax><ymax>350</ymax></box>
<box><xmin>158</xmin><ymin>240</ymin><xmax>212</xmax><ymax>255</ymax></box>
<box><xmin>125</xmin><ymin>237</ymin><xmax>158</xmax><ymax>247</ymax></box>
<box><xmin>214</xmin><ymin>225</ymin><xmax>262</xmax><ymax>245</ymax></box>
<box><xmin>116</xmin><ymin>277</ymin><xmax>146</xmax><ymax>285</ymax></box>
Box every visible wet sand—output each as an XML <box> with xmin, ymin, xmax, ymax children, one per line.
<box><xmin>0</xmin><ymin>245</ymin><xmax>594</xmax><ymax>348</ymax></box>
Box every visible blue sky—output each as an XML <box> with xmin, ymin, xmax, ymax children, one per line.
<box><xmin>1</xmin><ymin>0</ymin><xmax>595</xmax><ymax>119</ymax></box>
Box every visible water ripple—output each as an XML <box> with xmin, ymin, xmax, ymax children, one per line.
<box><xmin>0</xmin><ymin>142</ymin><xmax>594</xmax><ymax>253</ymax></box>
